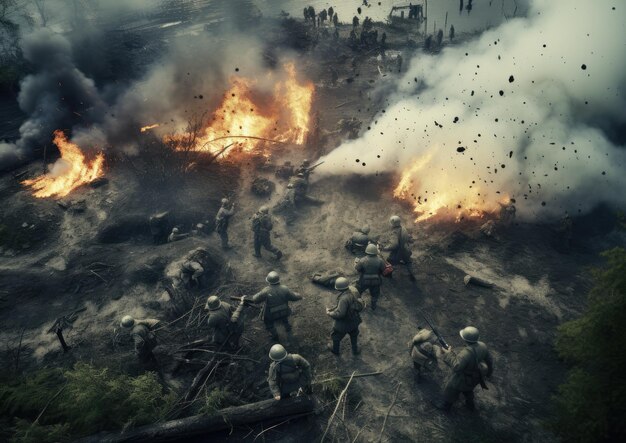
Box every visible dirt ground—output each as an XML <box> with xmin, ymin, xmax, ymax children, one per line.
<box><xmin>0</xmin><ymin>14</ymin><xmax>612</xmax><ymax>443</ymax></box>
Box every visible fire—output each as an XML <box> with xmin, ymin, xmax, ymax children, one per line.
<box><xmin>393</xmin><ymin>154</ymin><xmax>502</xmax><ymax>222</ymax></box>
<box><xmin>22</xmin><ymin>130</ymin><xmax>105</xmax><ymax>198</ymax></box>
<box><xmin>140</xmin><ymin>123</ymin><xmax>160</xmax><ymax>132</ymax></box>
<box><xmin>168</xmin><ymin>62</ymin><xmax>314</xmax><ymax>156</ymax></box>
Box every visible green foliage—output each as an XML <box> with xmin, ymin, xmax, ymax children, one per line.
<box><xmin>551</xmin><ymin>247</ymin><xmax>626</xmax><ymax>442</ymax></box>
<box><xmin>198</xmin><ymin>388</ymin><xmax>229</xmax><ymax>415</ymax></box>
<box><xmin>0</xmin><ymin>363</ymin><xmax>176</xmax><ymax>442</ymax></box>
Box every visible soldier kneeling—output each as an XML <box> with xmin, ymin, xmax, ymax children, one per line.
<box><xmin>267</xmin><ymin>344</ymin><xmax>312</xmax><ymax>400</ymax></box>
<box><xmin>205</xmin><ymin>295</ymin><xmax>245</xmax><ymax>349</ymax></box>
<box><xmin>409</xmin><ymin>326</ymin><xmax>440</xmax><ymax>383</ymax></box>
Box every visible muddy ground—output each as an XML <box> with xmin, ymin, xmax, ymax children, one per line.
<box><xmin>0</xmin><ymin>11</ymin><xmax>618</xmax><ymax>443</ymax></box>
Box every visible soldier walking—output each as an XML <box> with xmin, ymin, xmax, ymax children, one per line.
<box><xmin>205</xmin><ymin>295</ymin><xmax>245</xmax><ymax>349</ymax></box>
<box><xmin>326</xmin><ymin>277</ymin><xmax>364</xmax><ymax>355</ymax></box>
<box><xmin>409</xmin><ymin>326</ymin><xmax>440</xmax><ymax>382</ymax></box>
<box><xmin>267</xmin><ymin>344</ymin><xmax>312</xmax><ymax>400</ymax></box>
<box><xmin>252</xmin><ymin>271</ymin><xmax>302</xmax><ymax>341</ymax></box>
<box><xmin>215</xmin><ymin>198</ymin><xmax>235</xmax><ymax>249</ymax></box>
<box><xmin>383</xmin><ymin>215</ymin><xmax>415</xmax><ymax>280</ymax></box>
<box><xmin>438</xmin><ymin>326</ymin><xmax>494</xmax><ymax>412</ymax></box>
<box><xmin>252</xmin><ymin>206</ymin><xmax>282</xmax><ymax>259</ymax></box>
<box><xmin>354</xmin><ymin>244</ymin><xmax>386</xmax><ymax>310</ymax></box>
<box><xmin>120</xmin><ymin>315</ymin><xmax>160</xmax><ymax>368</ymax></box>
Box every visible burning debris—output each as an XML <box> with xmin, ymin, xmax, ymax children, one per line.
<box><xmin>166</xmin><ymin>62</ymin><xmax>314</xmax><ymax>157</ymax></box>
<box><xmin>140</xmin><ymin>123</ymin><xmax>160</xmax><ymax>133</ymax></box>
<box><xmin>21</xmin><ymin>131</ymin><xmax>104</xmax><ymax>198</ymax></box>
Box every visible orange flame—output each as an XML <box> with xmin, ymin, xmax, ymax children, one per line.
<box><xmin>22</xmin><ymin>130</ymin><xmax>105</xmax><ymax>198</ymax></box>
<box><xmin>393</xmin><ymin>154</ymin><xmax>503</xmax><ymax>222</ymax></box>
<box><xmin>140</xmin><ymin>123</ymin><xmax>160</xmax><ymax>132</ymax></box>
<box><xmin>168</xmin><ymin>62</ymin><xmax>314</xmax><ymax>156</ymax></box>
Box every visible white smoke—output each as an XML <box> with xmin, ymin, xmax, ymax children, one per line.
<box><xmin>319</xmin><ymin>0</ymin><xmax>626</xmax><ymax>219</ymax></box>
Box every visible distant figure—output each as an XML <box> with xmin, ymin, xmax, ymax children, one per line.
<box><xmin>353</xmin><ymin>15</ymin><xmax>359</xmax><ymax>28</ymax></box>
<box><xmin>328</xmin><ymin>7</ymin><xmax>334</xmax><ymax>20</ymax></box>
<box><xmin>450</xmin><ymin>25</ymin><xmax>455</xmax><ymax>40</ymax></box>
<box><xmin>168</xmin><ymin>227</ymin><xmax>190</xmax><ymax>243</ymax></box>
<box><xmin>215</xmin><ymin>198</ymin><xmax>235</xmax><ymax>249</ymax></box>
<box><xmin>437</xmin><ymin>29</ymin><xmax>444</xmax><ymax>47</ymax></box>
<box><xmin>459</xmin><ymin>0</ymin><xmax>464</xmax><ymax>13</ymax></box>
<box><xmin>381</xmin><ymin>31</ymin><xmax>387</xmax><ymax>48</ymax></box>
<box><xmin>425</xmin><ymin>35</ymin><xmax>433</xmax><ymax>50</ymax></box>
<box><xmin>498</xmin><ymin>199</ymin><xmax>516</xmax><ymax>227</ymax></box>
<box><xmin>303</xmin><ymin>7</ymin><xmax>308</xmax><ymax>21</ymax></box>
<box><xmin>396</xmin><ymin>53</ymin><xmax>403</xmax><ymax>72</ymax></box>
<box><xmin>333</xmin><ymin>13</ymin><xmax>339</xmax><ymax>26</ymax></box>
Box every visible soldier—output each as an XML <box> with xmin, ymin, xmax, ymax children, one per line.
<box><xmin>205</xmin><ymin>295</ymin><xmax>245</xmax><ymax>348</ymax></box>
<box><xmin>215</xmin><ymin>198</ymin><xmax>235</xmax><ymax>250</ymax></box>
<box><xmin>252</xmin><ymin>206</ymin><xmax>282</xmax><ymax>259</ymax></box>
<box><xmin>180</xmin><ymin>248</ymin><xmax>207</xmax><ymax>288</ymax></box>
<box><xmin>352</xmin><ymin>15</ymin><xmax>359</xmax><ymax>28</ymax></box>
<box><xmin>267</xmin><ymin>344</ymin><xmax>312</xmax><ymax>400</ymax></box>
<box><xmin>168</xmin><ymin>227</ymin><xmax>190</xmax><ymax>243</ymax></box>
<box><xmin>326</xmin><ymin>277</ymin><xmax>364</xmax><ymax>355</ymax></box>
<box><xmin>274</xmin><ymin>183</ymin><xmax>298</xmax><ymax>225</ymax></box>
<box><xmin>409</xmin><ymin>326</ymin><xmax>440</xmax><ymax>382</ymax></box>
<box><xmin>345</xmin><ymin>225</ymin><xmax>372</xmax><ymax>255</ymax></box>
<box><xmin>120</xmin><ymin>315</ymin><xmax>160</xmax><ymax>367</ymax></box>
<box><xmin>383</xmin><ymin>215</ymin><xmax>414</xmax><ymax>279</ymax></box>
<box><xmin>558</xmin><ymin>214</ymin><xmax>573</xmax><ymax>250</ymax></box>
<box><xmin>354</xmin><ymin>244</ymin><xmax>386</xmax><ymax>310</ymax></box>
<box><xmin>498</xmin><ymin>199</ymin><xmax>516</xmax><ymax>227</ymax></box>
<box><xmin>439</xmin><ymin>326</ymin><xmax>494</xmax><ymax>412</ymax></box>
<box><xmin>295</xmin><ymin>159</ymin><xmax>311</xmax><ymax>179</ymax></box>
<box><xmin>252</xmin><ymin>271</ymin><xmax>302</xmax><ymax>341</ymax></box>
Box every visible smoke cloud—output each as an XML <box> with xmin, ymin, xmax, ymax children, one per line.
<box><xmin>319</xmin><ymin>0</ymin><xmax>626</xmax><ymax>219</ymax></box>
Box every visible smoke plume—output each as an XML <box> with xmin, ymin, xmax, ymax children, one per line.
<box><xmin>319</xmin><ymin>0</ymin><xmax>626</xmax><ymax>220</ymax></box>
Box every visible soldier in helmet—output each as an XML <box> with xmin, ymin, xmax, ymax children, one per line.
<box><xmin>168</xmin><ymin>227</ymin><xmax>190</xmax><ymax>243</ymax></box>
<box><xmin>252</xmin><ymin>271</ymin><xmax>302</xmax><ymax>341</ymax></box>
<box><xmin>267</xmin><ymin>344</ymin><xmax>312</xmax><ymax>400</ymax></box>
<box><xmin>251</xmin><ymin>206</ymin><xmax>282</xmax><ymax>259</ymax></box>
<box><xmin>295</xmin><ymin>159</ymin><xmax>311</xmax><ymax>176</ymax></box>
<box><xmin>215</xmin><ymin>198</ymin><xmax>235</xmax><ymax>249</ymax></box>
<box><xmin>205</xmin><ymin>295</ymin><xmax>245</xmax><ymax>348</ymax></box>
<box><xmin>326</xmin><ymin>277</ymin><xmax>364</xmax><ymax>355</ymax></box>
<box><xmin>345</xmin><ymin>225</ymin><xmax>373</xmax><ymax>255</ymax></box>
<box><xmin>180</xmin><ymin>250</ymin><xmax>206</xmax><ymax>289</ymax></box>
<box><xmin>439</xmin><ymin>326</ymin><xmax>494</xmax><ymax>412</ymax></box>
<box><xmin>383</xmin><ymin>215</ymin><xmax>415</xmax><ymax>279</ymax></box>
<box><xmin>120</xmin><ymin>315</ymin><xmax>160</xmax><ymax>367</ymax></box>
<box><xmin>409</xmin><ymin>326</ymin><xmax>440</xmax><ymax>382</ymax></box>
<box><xmin>354</xmin><ymin>244</ymin><xmax>386</xmax><ymax>310</ymax></box>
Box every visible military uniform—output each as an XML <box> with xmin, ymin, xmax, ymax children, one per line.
<box><xmin>386</xmin><ymin>225</ymin><xmax>413</xmax><ymax>265</ymax></box>
<box><xmin>268</xmin><ymin>353</ymin><xmax>312</xmax><ymax>399</ymax></box>
<box><xmin>180</xmin><ymin>260</ymin><xmax>204</xmax><ymax>288</ymax></box>
<box><xmin>129</xmin><ymin>319</ymin><xmax>159</xmax><ymax>366</ymax></box>
<box><xmin>327</xmin><ymin>287</ymin><xmax>364</xmax><ymax>355</ymax></box>
<box><xmin>207</xmin><ymin>302</ymin><xmax>244</xmax><ymax>348</ymax></box>
<box><xmin>499</xmin><ymin>201</ymin><xmax>516</xmax><ymax>227</ymax></box>
<box><xmin>442</xmin><ymin>341</ymin><xmax>494</xmax><ymax>411</ymax></box>
<box><xmin>409</xmin><ymin>328</ymin><xmax>440</xmax><ymax>380</ymax></box>
<box><xmin>252</xmin><ymin>211</ymin><xmax>282</xmax><ymax>259</ymax></box>
<box><xmin>252</xmin><ymin>284</ymin><xmax>302</xmax><ymax>339</ymax></box>
<box><xmin>274</xmin><ymin>186</ymin><xmax>297</xmax><ymax>225</ymax></box>
<box><xmin>345</xmin><ymin>229</ymin><xmax>370</xmax><ymax>255</ymax></box>
<box><xmin>215</xmin><ymin>204</ymin><xmax>234</xmax><ymax>249</ymax></box>
<box><xmin>354</xmin><ymin>254</ymin><xmax>386</xmax><ymax>309</ymax></box>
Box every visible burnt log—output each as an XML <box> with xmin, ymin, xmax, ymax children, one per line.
<box><xmin>75</xmin><ymin>396</ymin><xmax>315</xmax><ymax>443</ymax></box>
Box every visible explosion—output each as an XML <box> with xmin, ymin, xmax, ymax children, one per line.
<box><xmin>393</xmin><ymin>154</ymin><xmax>502</xmax><ymax>222</ymax></box>
<box><xmin>22</xmin><ymin>130</ymin><xmax>105</xmax><ymax>198</ymax></box>
<box><xmin>169</xmin><ymin>62</ymin><xmax>314</xmax><ymax>156</ymax></box>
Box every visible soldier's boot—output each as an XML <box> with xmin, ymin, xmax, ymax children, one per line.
<box><xmin>327</xmin><ymin>341</ymin><xmax>340</xmax><ymax>355</ymax></box>
<box><xmin>350</xmin><ymin>335</ymin><xmax>360</xmax><ymax>355</ymax></box>
<box><xmin>371</xmin><ymin>297</ymin><xmax>378</xmax><ymax>311</ymax></box>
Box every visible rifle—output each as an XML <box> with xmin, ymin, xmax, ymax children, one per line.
<box><xmin>48</xmin><ymin>307</ymin><xmax>86</xmax><ymax>352</ymax></box>
<box><xmin>300</xmin><ymin>161</ymin><xmax>324</xmax><ymax>175</ymax></box>
<box><xmin>420</xmin><ymin>311</ymin><xmax>449</xmax><ymax>350</ymax></box>
<box><xmin>229</xmin><ymin>296</ymin><xmax>259</xmax><ymax>308</ymax></box>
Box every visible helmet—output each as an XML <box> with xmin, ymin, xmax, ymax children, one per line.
<box><xmin>172</xmin><ymin>227</ymin><xmax>179</xmax><ymax>233</ymax></box>
<box><xmin>259</xmin><ymin>206</ymin><xmax>269</xmax><ymax>214</ymax></box>
<box><xmin>365</xmin><ymin>243</ymin><xmax>379</xmax><ymax>256</ymax></box>
<box><xmin>266</xmin><ymin>271</ymin><xmax>280</xmax><ymax>285</ymax></box>
<box><xmin>120</xmin><ymin>315</ymin><xmax>135</xmax><ymax>329</ymax></box>
<box><xmin>334</xmin><ymin>277</ymin><xmax>350</xmax><ymax>291</ymax></box>
<box><xmin>206</xmin><ymin>295</ymin><xmax>220</xmax><ymax>310</ymax></box>
<box><xmin>269</xmin><ymin>344</ymin><xmax>287</xmax><ymax>361</ymax></box>
<box><xmin>389</xmin><ymin>215</ymin><xmax>401</xmax><ymax>227</ymax></box>
<box><xmin>302</xmin><ymin>159</ymin><xmax>310</xmax><ymax>166</ymax></box>
<box><xmin>297</xmin><ymin>173</ymin><xmax>305</xmax><ymax>178</ymax></box>
<box><xmin>221</xmin><ymin>198</ymin><xmax>229</xmax><ymax>205</ymax></box>
<box><xmin>459</xmin><ymin>326</ymin><xmax>480</xmax><ymax>343</ymax></box>
<box><xmin>361</xmin><ymin>225</ymin><xmax>370</xmax><ymax>234</ymax></box>
<box><xmin>287</xmin><ymin>183</ymin><xmax>293</xmax><ymax>189</ymax></box>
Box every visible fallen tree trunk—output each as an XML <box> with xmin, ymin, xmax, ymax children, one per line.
<box><xmin>75</xmin><ymin>396</ymin><xmax>315</xmax><ymax>443</ymax></box>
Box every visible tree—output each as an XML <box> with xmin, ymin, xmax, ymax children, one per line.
<box><xmin>551</xmin><ymin>247</ymin><xmax>626</xmax><ymax>442</ymax></box>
